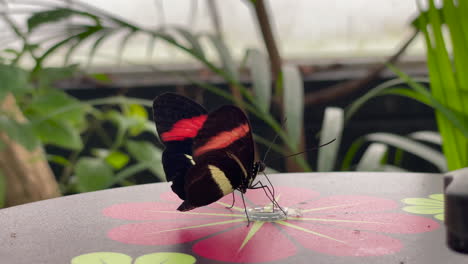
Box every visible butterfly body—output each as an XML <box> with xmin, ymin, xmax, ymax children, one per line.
<box><xmin>153</xmin><ymin>93</ymin><xmax>262</xmax><ymax>211</ymax></box>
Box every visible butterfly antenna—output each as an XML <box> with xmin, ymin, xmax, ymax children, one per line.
<box><xmin>262</xmin><ymin>117</ymin><xmax>287</xmax><ymax>162</ymax></box>
<box><xmin>262</xmin><ymin>132</ymin><xmax>280</xmax><ymax>162</ymax></box>
<box><xmin>266</xmin><ymin>138</ymin><xmax>336</xmax><ymax>163</ymax></box>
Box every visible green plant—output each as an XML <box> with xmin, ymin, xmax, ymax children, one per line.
<box><xmin>318</xmin><ymin>106</ymin><xmax>445</xmax><ymax>172</ymax></box>
<box><xmin>345</xmin><ymin>1</ymin><xmax>468</xmax><ymax>171</ymax></box>
<box><xmin>347</xmin><ymin>0</ymin><xmax>468</xmax><ymax>170</ymax></box>
<box><xmin>0</xmin><ymin>63</ymin><xmax>164</xmax><ymax>198</ymax></box>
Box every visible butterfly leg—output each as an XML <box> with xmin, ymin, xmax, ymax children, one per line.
<box><xmin>250</xmin><ymin>180</ymin><xmax>286</xmax><ymax>216</ymax></box>
<box><xmin>240</xmin><ymin>191</ymin><xmax>251</xmax><ymax>227</ymax></box>
<box><xmin>226</xmin><ymin>192</ymin><xmax>236</xmax><ymax>209</ymax></box>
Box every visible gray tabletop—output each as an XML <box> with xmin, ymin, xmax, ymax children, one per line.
<box><xmin>1</xmin><ymin>172</ymin><xmax>467</xmax><ymax>264</ymax></box>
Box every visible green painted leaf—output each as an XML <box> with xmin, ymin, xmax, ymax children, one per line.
<box><xmin>0</xmin><ymin>169</ymin><xmax>5</xmax><ymax>208</ymax></box>
<box><xmin>402</xmin><ymin>197</ymin><xmax>443</xmax><ymax>206</ymax></box>
<box><xmin>0</xmin><ymin>117</ymin><xmax>39</xmax><ymax>151</ymax></box>
<box><xmin>318</xmin><ymin>107</ymin><xmax>343</xmax><ymax>171</ymax></box>
<box><xmin>135</xmin><ymin>252</ymin><xmax>196</xmax><ymax>264</ymax></box>
<box><xmin>282</xmin><ymin>64</ymin><xmax>304</xmax><ymax>150</ymax></box>
<box><xmin>403</xmin><ymin>206</ymin><xmax>443</xmax><ymax>215</ymax></box>
<box><xmin>365</xmin><ymin>132</ymin><xmax>447</xmax><ymax>172</ymax></box>
<box><xmin>71</xmin><ymin>252</ymin><xmax>132</xmax><ymax>264</ymax></box>
<box><xmin>356</xmin><ymin>143</ymin><xmax>388</xmax><ymax>171</ymax></box>
<box><xmin>429</xmin><ymin>193</ymin><xmax>444</xmax><ymax>201</ymax></box>
<box><xmin>75</xmin><ymin>157</ymin><xmax>114</xmax><ymax>192</ymax></box>
<box><xmin>33</xmin><ymin>119</ymin><xmax>83</xmax><ymax>150</ymax></box>
<box><xmin>435</xmin><ymin>213</ymin><xmax>444</xmax><ymax>221</ymax></box>
<box><xmin>105</xmin><ymin>151</ymin><xmax>130</xmax><ymax>170</ymax></box>
<box><xmin>246</xmin><ymin>49</ymin><xmax>271</xmax><ymax>113</ymax></box>
<box><xmin>126</xmin><ymin>140</ymin><xmax>164</xmax><ymax>181</ymax></box>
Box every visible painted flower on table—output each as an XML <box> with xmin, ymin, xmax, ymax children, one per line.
<box><xmin>103</xmin><ymin>187</ymin><xmax>439</xmax><ymax>263</ymax></box>
<box><xmin>71</xmin><ymin>252</ymin><xmax>196</xmax><ymax>264</ymax></box>
<box><xmin>402</xmin><ymin>193</ymin><xmax>444</xmax><ymax>221</ymax></box>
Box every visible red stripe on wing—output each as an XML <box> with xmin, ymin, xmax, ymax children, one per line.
<box><xmin>161</xmin><ymin>115</ymin><xmax>208</xmax><ymax>142</ymax></box>
<box><xmin>194</xmin><ymin>123</ymin><xmax>250</xmax><ymax>156</ymax></box>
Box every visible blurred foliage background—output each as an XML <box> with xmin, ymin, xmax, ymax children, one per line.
<box><xmin>0</xmin><ymin>0</ymin><xmax>467</xmax><ymax>208</ymax></box>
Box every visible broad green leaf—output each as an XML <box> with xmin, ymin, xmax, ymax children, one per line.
<box><xmin>207</xmin><ymin>35</ymin><xmax>239</xmax><ymax>80</ymax></box>
<box><xmin>318</xmin><ymin>107</ymin><xmax>343</xmax><ymax>171</ymax></box>
<box><xmin>356</xmin><ymin>143</ymin><xmax>388</xmax><ymax>171</ymax></box>
<box><xmin>126</xmin><ymin>104</ymin><xmax>148</xmax><ymax>120</ymax></box>
<box><xmin>126</xmin><ymin>140</ymin><xmax>164</xmax><ymax>181</ymax></box>
<box><xmin>27</xmin><ymin>8</ymin><xmax>99</xmax><ymax>32</ymax></box>
<box><xmin>366</xmin><ymin>132</ymin><xmax>447</xmax><ymax>172</ymax></box>
<box><xmin>47</xmin><ymin>154</ymin><xmax>70</xmax><ymax>166</ymax></box>
<box><xmin>105</xmin><ymin>151</ymin><xmax>130</xmax><ymax>170</ymax></box>
<box><xmin>106</xmin><ymin>110</ymin><xmax>141</xmax><ymax>130</ymax></box>
<box><xmin>26</xmin><ymin>89</ymin><xmax>84</xmax><ymax>125</ymax></box>
<box><xmin>0</xmin><ymin>117</ymin><xmax>39</xmax><ymax>151</ymax></box>
<box><xmin>135</xmin><ymin>252</ymin><xmax>196</xmax><ymax>264</ymax></box>
<box><xmin>0</xmin><ymin>169</ymin><xmax>5</xmax><ymax>208</ymax></box>
<box><xmin>71</xmin><ymin>252</ymin><xmax>132</xmax><ymax>264</ymax></box>
<box><xmin>409</xmin><ymin>131</ymin><xmax>442</xmax><ymax>145</ymax></box>
<box><xmin>75</xmin><ymin>157</ymin><xmax>114</xmax><ymax>192</ymax></box>
<box><xmin>246</xmin><ymin>49</ymin><xmax>271</xmax><ymax>113</ymax></box>
<box><xmin>35</xmin><ymin>65</ymin><xmax>79</xmax><ymax>89</ymax></box>
<box><xmin>0</xmin><ymin>63</ymin><xmax>31</xmax><ymax>100</ymax></box>
<box><xmin>124</xmin><ymin>104</ymin><xmax>148</xmax><ymax>136</ymax></box>
<box><xmin>33</xmin><ymin>119</ymin><xmax>83</xmax><ymax>150</ymax></box>
<box><xmin>282</xmin><ymin>64</ymin><xmax>304</xmax><ymax>150</ymax></box>
<box><xmin>89</xmin><ymin>73</ymin><xmax>111</xmax><ymax>84</ymax></box>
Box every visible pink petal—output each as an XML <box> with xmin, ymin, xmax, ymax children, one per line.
<box><xmin>282</xmin><ymin>222</ymin><xmax>402</xmax><ymax>256</ymax></box>
<box><xmin>243</xmin><ymin>186</ymin><xmax>320</xmax><ymax>208</ymax></box>
<box><xmin>103</xmin><ymin>202</ymin><xmax>243</xmax><ymax>221</ymax></box>
<box><xmin>193</xmin><ymin>223</ymin><xmax>297</xmax><ymax>263</ymax></box>
<box><xmin>159</xmin><ymin>191</ymin><xmax>183</xmax><ymax>202</ymax></box>
<box><xmin>302</xmin><ymin>213</ymin><xmax>440</xmax><ymax>233</ymax></box>
<box><xmin>108</xmin><ymin>219</ymin><xmax>241</xmax><ymax>245</ymax></box>
<box><xmin>302</xmin><ymin>195</ymin><xmax>398</xmax><ymax>214</ymax></box>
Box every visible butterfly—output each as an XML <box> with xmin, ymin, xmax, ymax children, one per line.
<box><xmin>152</xmin><ymin>93</ymin><xmax>273</xmax><ymax>212</ymax></box>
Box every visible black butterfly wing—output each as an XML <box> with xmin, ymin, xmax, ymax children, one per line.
<box><xmin>177</xmin><ymin>150</ymin><xmax>247</xmax><ymax>211</ymax></box>
<box><xmin>153</xmin><ymin>93</ymin><xmax>207</xmax><ymax>200</ymax></box>
<box><xmin>177</xmin><ymin>106</ymin><xmax>255</xmax><ymax>211</ymax></box>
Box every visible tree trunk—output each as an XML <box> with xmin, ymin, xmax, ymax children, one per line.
<box><xmin>0</xmin><ymin>94</ymin><xmax>60</xmax><ymax>207</ymax></box>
